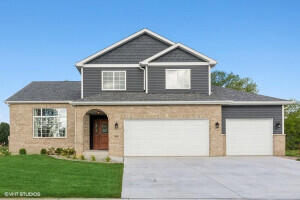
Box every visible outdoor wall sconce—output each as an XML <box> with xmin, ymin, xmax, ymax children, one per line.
<box><xmin>275</xmin><ymin>122</ymin><xmax>281</xmax><ymax>129</ymax></box>
<box><xmin>114</xmin><ymin>122</ymin><xmax>119</xmax><ymax>129</ymax></box>
<box><xmin>215</xmin><ymin>122</ymin><xmax>220</xmax><ymax>129</ymax></box>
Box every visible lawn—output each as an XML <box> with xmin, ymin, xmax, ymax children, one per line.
<box><xmin>286</xmin><ymin>149</ymin><xmax>300</xmax><ymax>157</ymax></box>
<box><xmin>0</xmin><ymin>155</ymin><xmax>123</xmax><ymax>198</ymax></box>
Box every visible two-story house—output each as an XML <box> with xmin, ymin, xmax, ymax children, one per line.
<box><xmin>6</xmin><ymin>29</ymin><xmax>292</xmax><ymax>160</ymax></box>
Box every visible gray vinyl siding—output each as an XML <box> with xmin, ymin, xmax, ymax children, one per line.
<box><xmin>152</xmin><ymin>47</ymin><xmax>206</xmax><ymax>62</ymax></box>
<box><xmin>222</xmin><ymin>106</ymin><xmax>282</xmax><ymax>134</ymax></box>
<box><xmin>87</xmin><ymin>34</ymin><xmax>170</xmax><ymax>64</ymax></box>
<box><xmin>83</xmin><ymin>67</ymin><xmax>144</xmax><ymax>97</ymax></box>
<box><xmin>148</xmin><ymin>66</ymin><xmax>209</xmax><ymax>94</ymax></box>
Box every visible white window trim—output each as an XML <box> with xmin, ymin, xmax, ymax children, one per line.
<box><xmin>101</xmin><ymin>71</ymin><xmax>127</xmax><ymax>91</ymax></box>
<box><xmin>165</xmin><ymin>69</ymin><xmax>191</xmax><ymax>90</ymax></box>
<box><xmin>32</xmin><ymin>108</ymin><xmax>67</xmax><ymax>139</ymax></box>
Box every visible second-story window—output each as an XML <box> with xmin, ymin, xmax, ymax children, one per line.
<box><xmin>165</xmin><ymin>69</ymin><xmax>191</xmax><ymax>89</ymax></box>
<box><xmin>102</xmin><ymin>71</ymin><xmax>126</xmax><ymax>90</ymax></box>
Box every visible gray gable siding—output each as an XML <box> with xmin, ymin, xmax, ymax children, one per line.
<box><xmin>222</xmin><ymin>106</ymin><xmax>282</xmax><ymax>134</ymax></box>
<box><xmin>152</xmin><ymin>47</ymin><xmax>206</xmax><ymax>62</ymax></box>
<box><xmin>87</xmin><ymin>34</ymin><xmax>170</xmax><ymax>64</ymax></box>
<box><xmin>83</xmin><ymin>67</ymin><xmax>144</xmax><ymax>98</ymax></box>
<box><xmin>148</xmin><ymin>66</ymin><xmax>209</xmax><ymax>95</ymax></box>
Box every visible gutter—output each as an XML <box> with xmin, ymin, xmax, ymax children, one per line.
<box><xmin>70</xmin><ymin>100</ymin><xmax>295</xmax><ymax>106</ymax></box>
<box><xmin>5</xmin><ymin>100</ymin><xmax>295</xmax><ymax>106</ymax></box>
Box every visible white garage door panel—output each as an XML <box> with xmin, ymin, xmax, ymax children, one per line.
<box><xmin>124</xmin><ymin>119</ymin><xmax>209</xmax><ymax>156</ymax></box>
<box><xmin>226</xmin><ymin>119</ymin><xmax>273</xmax><ymax>155</ymax></box>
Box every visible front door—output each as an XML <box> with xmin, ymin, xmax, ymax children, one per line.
<box><xmin>93</xmin><ymin>119</ymin><xmax>109</xmax><ymax>150</ymax></box>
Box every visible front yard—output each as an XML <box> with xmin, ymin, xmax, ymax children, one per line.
<box><xmin>0</xmin><ymin>155</ymin><xmax>123</xmax><ymax>198</ymax></box>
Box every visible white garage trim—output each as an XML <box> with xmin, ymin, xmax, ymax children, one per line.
<box><xmin>226</xmin><ymin>118</ymin><xmax>273</xmax><ymax>156</ymax></box>
<box><xmin>124</xmin><ymin>119</ymin><xmax>209</xmax><ymax>156</ymax></box>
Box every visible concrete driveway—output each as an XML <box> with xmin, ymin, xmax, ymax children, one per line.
<box><xmin>122</xmin><ymin>156</ymin><xmax>300</xmax><ymax>199</ymax></box>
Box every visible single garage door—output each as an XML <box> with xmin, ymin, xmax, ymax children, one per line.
<box><xmin>226</xmin><ymin>119</ymin><xmax>273</xmax><ymax>156</ymax></box>
<box><xmin>124</xmin><ymin>119</ymin><xmax>209</xmax><ymax>156</ymax></box>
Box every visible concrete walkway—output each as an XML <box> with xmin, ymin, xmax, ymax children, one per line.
<box><xmin>122</xmin><ymin>156</ymin><xmax>300</xmax><ymax>199</ymax></box>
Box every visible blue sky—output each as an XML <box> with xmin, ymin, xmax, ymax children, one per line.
<box><xmin>0</xmin><ymin>0</ymin><xmax>299</xmax><ymax>123</ymax></box>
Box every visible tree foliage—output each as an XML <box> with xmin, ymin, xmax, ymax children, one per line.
<box><xmin>211</xmin><ymin>70</ymin><xmax>258</xmax><ymax>93</ymax></box>
<box><xmin>0</xmin><ymin>122</ymin><xmax>10</xmax><ymax>146</ymax></box>
<box><xmin>285</xmin><ymin>101</ymin><xmax>300</xmax><ymax>150</ymax></box>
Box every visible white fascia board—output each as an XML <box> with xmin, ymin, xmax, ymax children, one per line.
<box><xmin>140</xmin><ymin>44</ymin><xmax>179</xmax><ymax>65</ymax></box>
<box><xmin>71</xmin><ymin>100</ymin><xmax>294</xmax><ymax>106</ymax></box>
<box><xmin>226</xmin><ymin>101</ymin><xmax>295</xmax><ymax>105</ymax></box>
<box><xmin>75</xmin><ymin>28</ymin><xmax>175</xmax><ymax>67</ymax></box>
<box><xmin>140</xmin><ymin>43</ymin><xmax>217</xmax><ymax>66</ymax></box>
<box><xmin>5</xmin><ymin>101</ymin><xmax>72</xmax><ymax>104</ymax></box>
<box><xmin>81</xmin><ymin>64</ymin><xmax>140</xmax><ymax>68</ymax></box>
<box><xmin>147</xmin><ymin>62</ymin><xmax>209</xmax><ymax>66</ymax></box>
<box><xmin>72</xmin><ymin>101</ymin><xmax>232</xmax><ymax>105</ymax></box>
<box><xmin>176</xmin><ymin>43</ymin><xmax>217</xmax><ymax>65</ymax></box>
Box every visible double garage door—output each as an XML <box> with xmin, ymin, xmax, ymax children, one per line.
<box><xmin>124</xmin><ymin>119</ymin><xmax>209</xmax><ymax>156</ymax></box>
<box><xmin>124</xmin><ymin>119</ymin><xmax>273</xmax><ymax>156</ymax></box>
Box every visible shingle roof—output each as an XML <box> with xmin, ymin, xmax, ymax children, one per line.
<box><xmin>5</xmin><ymin>81</ymin><xmax>287</xmax><ymax>103</ymax></box>
<box><xmin>77</xmin><ymin>86</ymin><xmax>286</xmax><ymax>102</ymax></box>
<box><xmin>6</xmin><ymin>81</ymin><xmax>81</xmax><ymax>102</ymax></box>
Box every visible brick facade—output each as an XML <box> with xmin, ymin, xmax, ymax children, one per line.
<box><xmin>9</xmin><ymin>104</ymin><xmax>75</xmax><ymax>154</ymax></box>
<box><xmin>9</xmin><ymin>104</ymin><xmax>285</xmax><ymax>157</ymax></box>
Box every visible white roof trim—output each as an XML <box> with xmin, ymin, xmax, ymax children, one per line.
<box><xmin>71</xmin><ymin>100</ymin><xmax>294</xmax><ymax>106</ymax></box>
<box><xmin>147</xmin><ymin>62</ymin><xmax>209</xmax><ymax>66</ymax></box>
<box><xmin>140</xmin><ymin>43</ymin><xmax>217</xmax><ymax>66</ymax></box>
<box><xmin>6</xmin><ymin>100</ymin><xmax>293</xmax><ymax>105</ymax></box>
<box><xmin>75</xmin><ymin>28</ymin><xmax>175</xmax><ymax>67</ymax></box>
<box><xmin>80</xmin><ymin>64</ymin><xmax>140</xmax><ymax>68</ymax></box>
<box><xmin>5</xmin><ymin>101</ymin><xmax>72</xmax><ymax>104</ymax></box>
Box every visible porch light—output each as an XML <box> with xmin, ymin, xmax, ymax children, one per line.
<box><xmin>215</xmin><ymin>122</ymin><xmax>220</xmax><ymax>129</ymax></box>
<box><xmin>275</xmin><ymin>122</ymin><xmax>281</xmax><ymax>129</ymax></box>
<box><xmin>115</xmin><ymin>122</ymin><xmax>119</xmax><ymax>129</ymax></box>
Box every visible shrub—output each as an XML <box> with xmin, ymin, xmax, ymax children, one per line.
<box><xmin>19</xmin><ymin>148</ymin><xmax>26</xmax><ymax>155</ymax></box>
<box><xmin>105</xmin><ymin>156</ymin><xmax>111</xmax><ymax>163</ymax></box>
<box><xmin>55</xmin><ymin>148</ymin><xmax>63</xmax><ymax>155</ymax></box>
<box><xmin>91</xmin><ymin>155</ymin><xmax>96</xmax><ymax>161</ymax></box>
<box><xmin>79</xmin><ymin>155</ymin><xmax>85</xmax><ymax>160</ymax></box>
<box><xmin>40</xmin><ymin>148</ymin><xmax>47</xmax><ymax>155</ymax></box>
<box><xmin>61</xmin><ymin>148</ymin><xmax>76</xmax><ymax>156</ymax></box>
<box><xmin>72</xmin><ymin>154</ymin><xmax>77</xmax><ymax>159</ymax></box>
<box><xmin>0</xmin><ymin>146</ymin><xmax>10</xmax><ymax>156</ymax></box>
<box><xmin>47</xmin><ymin>147</ymin><xmax>55</xmax><ymax>155</ymax></box>
<box><xmin>297</xmin><ymin>158</ymin><xmax>300</xmax><ymax>161</ymax></box>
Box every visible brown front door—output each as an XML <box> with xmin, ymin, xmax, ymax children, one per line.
<box><xmin>93</xmin><ymin>119</ymin><xmax>108</xmax><ymax>150</ymax></box>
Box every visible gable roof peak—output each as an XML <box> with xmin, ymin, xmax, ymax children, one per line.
<box><xmin>140</xmin><ymin>43</ymin><xmax>217</xmax><ymax>66</ymax></box>
<box><xmin>75</xmin><ymin>28</ymin><xmax>175</xmax><ymax>68</ymax></box>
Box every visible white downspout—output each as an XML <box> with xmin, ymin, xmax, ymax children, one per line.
<box><xmin>81</xmin><ymin>67</ymin><xmax>83</xmax><ymax>99</ymax></box>
<box><xmin>145</xmin><ymin>64</ymin><xmax>148</xmax><ymax>94</ymax></box>
<box><xmin>138</xmin><ymin>65</ymin><xmax>146</xmax><ymax>91</ymax></box>
<box><xmin>282</xmin><ymin>105</ymin><xmax>285</xmax><ymax>134</ymax></box>
<box><xmin>208</xmin><ymin>64</ymin><xmax>211</xmax><ymax>95</ymax></box>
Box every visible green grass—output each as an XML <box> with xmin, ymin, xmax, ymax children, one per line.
<box><xmin>0</xmin><ymin>155</ymin><xmax>123</xmax><ymax>198</ymax></box>
<box><xmin>286</xmin><ymin>149</ymin><xmax>300</xmax><ymax>157</ymax></box>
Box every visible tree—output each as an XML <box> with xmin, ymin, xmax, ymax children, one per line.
<box><xmin>0</xmin><ymin>122</ymin><xmax>9</xmax><ymax>146</ymax></box>
<box><xmin>285</xmin><ymin>101</ymin><xmax>300</xmax><ymax>150</ymax></box>
<box><xmin>211</xmin><ymin>70</ymin><xmax>258</xmax><ymax>93</ymax></box>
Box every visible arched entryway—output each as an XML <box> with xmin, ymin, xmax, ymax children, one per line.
<box><xmin>85</xmin><ymin>109</ymin><xmax>109</xmax><ymax>150</ymax></box>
